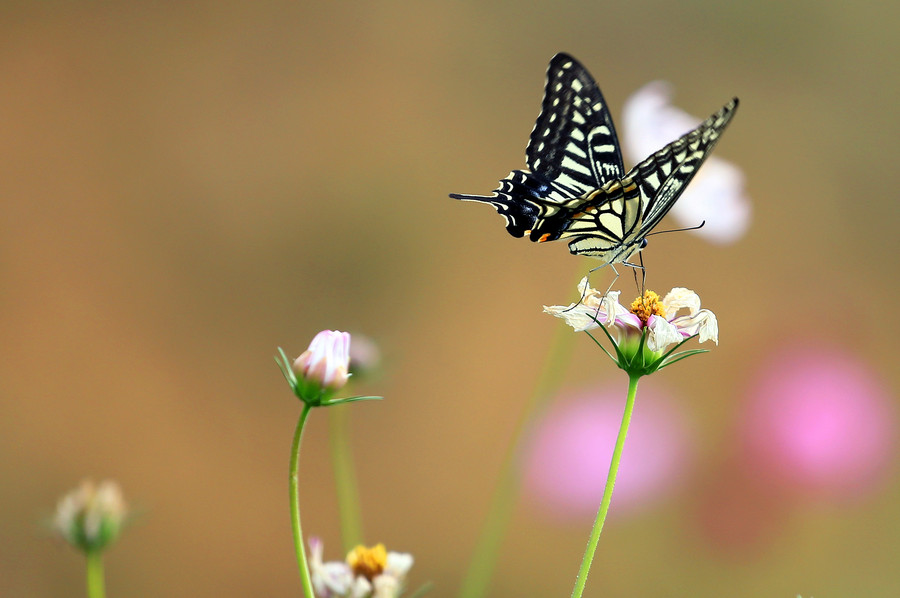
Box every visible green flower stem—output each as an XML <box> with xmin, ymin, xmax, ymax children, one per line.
<box><xmin>290</xmin><ymin>403</ymin><xmax>316</xmax><ymax>598</ymax></box>
<box><xmin>570</xmin><ymin>374</ymin><xmax>640</xmax><ymax>598</ymax></box>
<box><xmin>85</xmin><ymin>550</ymin><xmax>105</xmax><ymax>598</ymax></box>
<box><xmin>328</xmin><ymin>405</ymin><xmax>364</xmax><ymax>552</ymax></box>
<box><xmin>457</xmin><ymin>321</ymin><xmax>575</xmax><ymax>598</ymax></box>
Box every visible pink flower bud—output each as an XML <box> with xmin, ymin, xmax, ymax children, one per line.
<box><xmin>292</xmin><ymin>330</ymin><xmax>351</xmax><ymax>391</ymax></box>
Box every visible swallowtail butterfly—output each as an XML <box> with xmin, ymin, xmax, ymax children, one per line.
<box><xmin>450</xmin><ymin>53</ymin><xmax>738</xmax><ymax>269</ymax></box>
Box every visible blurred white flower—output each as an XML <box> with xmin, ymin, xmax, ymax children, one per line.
<box><xmin>310</xmin><ymin>537</ymin><xmax>354</xmax><ymax>598</ymax></box>
<box><xmin>348</xmin><ymin>333</ymin><xmax>381</xmax><ymax>379</ymax></box>
<box><xmin>53</xmin><ymin>480</ymin><xmax>127</xmax><ymax>553</ymax></box>
<box><xmin>622</xmin><ymin>81</ymin><xmax>750</xmax><ymax>244</ymax></box>
<box><xmin>309</xmin><ymin>539</ymin><xmax>414</xmax><ymax>598</ymax></box>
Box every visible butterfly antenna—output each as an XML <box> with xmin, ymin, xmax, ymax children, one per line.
<box><xmin>644</xmin><ymin>220</ymin><xmax>706</xmax><ymax>238</ymax></box>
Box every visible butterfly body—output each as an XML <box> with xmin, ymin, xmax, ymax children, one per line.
<box><xmin>450</xmin><ymin>53</ymin><xmax>738</xmax><ymax>266</ymax></box>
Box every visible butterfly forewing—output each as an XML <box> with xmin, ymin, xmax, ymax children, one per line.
<box><xmin>449</xmin><ymin>53</ymin><xmax>625</xmax><ymax>239</ymax></box>
<box><xmin>547</xmin><ymin>98</ymin><xmax>738</xmax><ymax>262</ymax></box>
<box><xmin>631</xmin><ymin>98</ymin><xmax>739</xmax><ymax>232</ymax></box>
<box><xmin>526</xmin><ymin>54</ymin><xmax>625</xmax><ymax>194</ymax></box>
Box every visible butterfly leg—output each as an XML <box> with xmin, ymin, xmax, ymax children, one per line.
<box><xmin>560</xmin><ymin>261</ymin><xmax>616</xmax><ymax>313</ymax></box>
<box><xmin>595</xmin><ymin>262</ymin><xmax>621</xmax><ymax>301</ymax></box>
<box><xmin>623</xmin><ymin>252</ymin><xmax>646</xmax><ymax>295</ymax></box>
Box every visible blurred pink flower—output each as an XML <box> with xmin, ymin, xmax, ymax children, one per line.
<box><xmin>523</xmin><ymin>385</ymin><xmax>692</xmax><ymax>520</ymax></box>
<box><xmin>622</xmin><ymin>81</ymin><xmax>750</xmax><ymax>244</ymax></box>
<box><xmin>741</xmin><ymin>346</ymin><xmax>895</xmax><ymax>499</ymax></box>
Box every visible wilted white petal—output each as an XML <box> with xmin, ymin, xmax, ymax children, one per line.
<box><xmin>542</xmin><ymin>303</ymin><xmax>603</xmax><ymax>331</ymax></box>
<box><xmin>671</xmin><ymin>309</ymin><xmax>719</xmax><ymax>345</ymax></box>
<box><xmin>661</xmin><ymin>287</ymin><xmax>701</xmax><ymax>317</ymax></box>
<box><xmin>621</xmin><ymin>81</ymin><xmax>750</xmax><ymax>244</ymax></box>
<box><xmin>646</xmin><ymin>315</ymin><xmax>684</xmax><ymax>353</ymax></box>
<box><xmin>544</xmin><ymin>281</ymin><xmax>632</xmax><ymax>331</ymax></box>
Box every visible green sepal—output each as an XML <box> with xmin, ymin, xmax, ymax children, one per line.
<box><xmin>584</xmin><ymin>329</ymin><xmax>619</xmax><ymax>366</ymax></box>
<box><xmin>583</xmin><ymin>325</ymin><xmax>710</xmax><ymax>378</ymax></box>
<box><xmin>321</xmin><ymin>395</ymin><xmax>383</xmax><ymax>407</ymax></box>
<box><xmin>276</xmin><ymin>346</ymin><xmax>335</xmax><ymax>406</ymax></box>
<box><xmin>657</xmin><ymin>349</ymin><xmax>709</xmax><ymax>370</ymax></box>
<box><xmin>407</xmin><ymin>581</ymin><xmax>435</xmax><ymax>598</ymax></box>
<box><xmin>651</xmin><ymin>333</ymin><xmax>698</xmax><ymax>366</ymax></box>
<box><xmin>586</xmin><ymin>314</ymin><xmax>628</xmax><ymax>364</ymax></box>
<box><xmin>274</xmin><ymin>347</ymin><xmax>298</xmax><ymax>387</ymax></box>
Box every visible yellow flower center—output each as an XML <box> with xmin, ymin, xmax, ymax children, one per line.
<box><xmin>346</xmin><ymin>543</ymin><xmax>387</xmax><ymax>580</ymax></box>
<box><xmin>630</xmin><ymin>290</ymin><xmax>666</xmax><ymax>324</ymax></box>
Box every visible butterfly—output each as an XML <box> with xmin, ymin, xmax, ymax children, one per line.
<box><xmin>450</xmin><ymin>53</ymin><xmax>738</xmax><ymax>272</ymax></box>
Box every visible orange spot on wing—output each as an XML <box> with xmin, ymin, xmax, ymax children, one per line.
<box><xmin>538</xmin><ymin>233</ymin><xmax>552</xmax><ymax>243</ymax></box>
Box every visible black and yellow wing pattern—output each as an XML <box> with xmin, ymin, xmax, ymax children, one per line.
<box><xmin>450</xmin><ymin>53</ymin><xmax>738</xmax><ymax>266</ymax></box>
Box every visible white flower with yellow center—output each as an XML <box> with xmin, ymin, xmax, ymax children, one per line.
<box><xmin>544</xmin><ymin>278</ymin><xmax>718</xmax><ymax>376</ymax></box>
<box><xmin>308</xmin><ymin>539</ymin><xmax>414</xmax><ymax>598</ymax></box>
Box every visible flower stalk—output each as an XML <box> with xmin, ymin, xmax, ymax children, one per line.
<box><xmin>290</xmin><ymin>402</ymin><xmax>316</xmax><ymax>598</ymax></box>
<box><xmin>85</xmin><ymin>550</ymin><xmax>106</xmax><ymax>598</ymax></box>
<box><xmin>277</xmin><ymin>331</ymin><xmax>383</xmax><ymax>596</ymax></box>
<box><xmin>329</xmin><ymin>405</ymin><xmax>365</xmax><ymax>552</ymax></box>
<box><xmin>542</xmin><ymin>280</ymin><xmax>719</xmax><ymax>597</ymax></box>
<box><xmin>52</xmin><ymin>480</ymin><xmax>127</xmax><ymax>598</ymax></box>
<box><xmin>570</xmin><ymin>374</ymin><xmax>640</xmax><ymax>598</ymax></box>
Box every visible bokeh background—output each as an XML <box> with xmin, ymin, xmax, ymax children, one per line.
<box><xmin>2</xmin><ymin>1</ymin><xmax>898</xmax><ymax>596</ymax></box>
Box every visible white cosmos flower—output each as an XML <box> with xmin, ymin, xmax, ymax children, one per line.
<box><xmin>544</xmin><ymin>278</ymin><xmax>718</xmax><ymax>370</ymax></box>
<box><xmin>309</xmin><ymin>539</ymin><xmax>414</xmax><ymax>598</ymax></box>
<box><xmin>622</xmin><ymin>81</ymin><xmax>750</xmax><ymax>245</ymax></box>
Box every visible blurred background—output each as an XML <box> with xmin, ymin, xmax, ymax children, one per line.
<box><xmin>1</xmin><ymin>1</ymin><xmax>898</xmax><ymax>596</ymax></box>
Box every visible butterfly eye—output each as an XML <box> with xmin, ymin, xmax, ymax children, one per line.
<box><xmin>640</xmin><ymin>238</ymin><xmax>648</xmax><ymax>249</ymax></box>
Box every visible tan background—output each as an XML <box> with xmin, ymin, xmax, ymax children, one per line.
<box><xmin>1</xmin><ymin>1</ymin><xmax>898</xmax><ymax>596</ymax></box>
